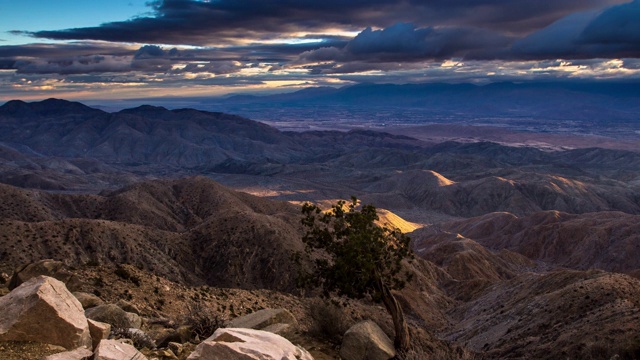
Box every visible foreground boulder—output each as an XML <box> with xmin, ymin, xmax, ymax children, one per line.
<box><xmin>226</xmin><ymin>308</ymin><xmax>298</xmax><ymax>337</ymax></box>
<box><xmin>85</xmin><ymin>304</ymin><xmax>142</xmax><ymax>329</ymax></box>
<box><xmin>94</xmin><ymin>339</ymin><xmax>147</xmax><ymax>360</ymax></box>
<box><xmin>340</xmin><ymin>320</ymin><xmax>396</xmax><ymax>360</ymax></box>
<box><xmin>9</xmin><ymin>259</ymin><xmax>82</xmax><ymax>291</ymax></box>
<box><xmin>187</xmin><ymin>328</ymin><xmax>313</xmax><ymax>360</ymax></box>
<box><xmin>0</xmin><ymin>276</ymin><xmax>92</xmax><ymax>350</ymax></box>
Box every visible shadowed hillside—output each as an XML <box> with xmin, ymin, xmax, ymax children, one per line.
<box><xmin>0</xmin><ymin>176</ymin><xmax>304</xmax><ymax>291</ymax></box>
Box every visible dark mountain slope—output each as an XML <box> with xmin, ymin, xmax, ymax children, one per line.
<box><xmin>446</xmin><ymin>270</ymin><xmax>640</xmax><ymax>359</ymax></box>
<box><xmin>0</xmin><ymin>177</ymin><xmax>305</xmax><ymax>291</ymax></box>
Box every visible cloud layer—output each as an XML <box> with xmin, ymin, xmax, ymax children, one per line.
<box><xmin>29</xmin><ymin>0</ymin><xmax>627</xmax><ymax>45</ymax></box>
<box><xmin>1</xmin><ymin>0</ymin><xmax>639</xmax><ymax>100</ymax></box>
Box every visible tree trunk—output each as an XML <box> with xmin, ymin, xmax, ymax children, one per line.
<box><xmin>378</xmin><ymin>279</ymin><xmax>410</xmax><ymax>351</ymax></box>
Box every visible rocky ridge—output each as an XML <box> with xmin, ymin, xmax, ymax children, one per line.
<box><xmin>1</xmin><ymin>177</ymin><xmax>639</xmax><ymax>358</ymax></box>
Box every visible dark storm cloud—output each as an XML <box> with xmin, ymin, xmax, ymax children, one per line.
<box><xmin>411</xmin><ymin>0</ymin><xmax>625</xmax><ymax>32</ymax></box>
<box><xmin>1</xmin><ymin>37</ymin><xmax>349</xmax><ymax>76</ymax></box>
<box><xmin>298</xmin><ymin>23</ymin><xmax>512</xmax><ymax>64</ymax></box>
<box><xmin>294</xmin><ymin>0</ymin><xmax>640</xmax><ymax>75</ymax></box>
<box><xmin>0</xmin><ymin>59</ymin><xmax>15</xmax><ymax>69</ymax></box>
<box><xmin>13</xmin><ymin>55</ymin><xmax>133</xmax><ymax>75</ymax></box>
<box><xmin>581</xmin><ymin>0</ymin><xmax>640</xmax><ymax>47</ymax></box>
<box><xmin>513</xmin><ymin>0</ymin><xmax>640</xmax><ymax>59</ymax></box>
<box><xmin>134</xmin><ymin>44</ymin><xmax>170</xmax><ymax>58</ymax></box>
<box><xmin>3</xmin><ymin>0</ymin><xmax>639</xmax><ymax>92</ymax></box>
<box><xmin>0</xmin><ymin>43</ymin><xmax>133</xmax><ymax>58</ymax></box>
<box><xmin>0</xmin><ymin>43</ymin><xmax>135</xmax><ymax>74</ymax></box>
<box><xmin>2</xmin><ymin>44</ymin><xmax>179</xmax><ymax>75</ymax></box>
<box><xmin>27</xmin><ymin>0</ymin><xmax>625</xmax><ymax>45</ymax></box>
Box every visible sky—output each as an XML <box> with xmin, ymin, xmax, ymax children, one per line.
<box><xmin>1</xmin><ymin>0</ymin><xmax>640</xmax><ymax>101</ymax></box>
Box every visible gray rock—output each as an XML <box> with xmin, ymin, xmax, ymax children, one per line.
<box><xmin>73</xmin><ymin>292</ymin><xmax>105</xmax><ymax>309</ymax></box>
<box><xmin>85</xmin><ymin>304</ymin><xmax>142</xmax><ymax>329</ymax></box>
<box><xmin>0</xmin><ymin>276</ymin><xmax>92</xmax><ymax>350</ymax></box>
<box><xmin>125</xmin><ymin>311</ymin><xmax>143</xmax><ymax>329</ymax></box>
<box><xmin>226</xmin><ymin>308</ymin><xmax>298</xmax><ymax>337</ymax></box>
<box><xmin>8</xmin><ymin>259</ymin><xmax>82</xmax><ymax>291</ymax></box>
<box><xmin>116</xmin><ymin>299</ymin><xmax>141</xmax><ymax>315</ymax></box>
<box><xmin>262</xmin><ymin>322</ymin><xmax>295</xmax><ymax>337</ymax></box>
<box><xmin>340</xmin><ymin>320</ymin><xmax>396</xmax><ymax>360</ymax></box>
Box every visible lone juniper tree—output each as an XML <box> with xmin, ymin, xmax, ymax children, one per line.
<box><xmin>299</xmin><ymin>197</ymin><xmax>414</xmax><ymax>351</ymax></box>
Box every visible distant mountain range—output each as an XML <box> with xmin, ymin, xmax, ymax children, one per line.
<box><xmin>204</xmin><ymin>81</ymin><xmax>640</xmax><ymax>126</ymax></box>
<box><xmin>226</xmin><ymin>81</ymin><xmax>640</xmax><ymax>105</ymax></box>
<box><xmin>0</xmin><ymin>98</ymin><xmax>419</xmax><ymax>167</ymax></box>
<box><xmin>0</xmin><ymin>98</ymin><xmax>639</xmax><ymax>222</ymax></box>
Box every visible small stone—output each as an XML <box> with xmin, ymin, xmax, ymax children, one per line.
<box><xmin>88</xmin><ymin>319</ymin><xmax>111</xmax><ymax>350</ymax></box>
<box><xmin>47</xmin><ymin>345</ymin><xmax>68</xmax><ymax>352</ymax></box>
<box><xmin>168</xmin><ymin>342</ymin><xmax>183</xmax><ymax>356</ymax></box>
<box><xmin>0</xmin><ymin>272</ymin><xmax>9</xmax><ymax>285</ymax></box>
<box><xmin>148</xmin><ymin>348</ymin><xmax>178</xmax><ymax>359</ymax></box>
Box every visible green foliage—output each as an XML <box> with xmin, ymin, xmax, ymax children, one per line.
<box><xmin>299</xmin><ymin>196</ymin><xmax>413</xmax><ymax>301</ymax></box>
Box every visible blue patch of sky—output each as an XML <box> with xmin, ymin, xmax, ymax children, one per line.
<box><xmin>0</xmin><ymin>0</ymin><xmax>151</xmax><ymax>45</ymax></box>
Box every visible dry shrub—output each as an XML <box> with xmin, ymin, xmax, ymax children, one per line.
<box><xmin>181</xmin><ymin>301</ymin><xmax>226</xmax><ymax>341</ymax></box>
<box><xmin>307</xmin><ymin>298</ymin><xmax>353</xmax><ymax>344</ymax></box>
